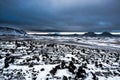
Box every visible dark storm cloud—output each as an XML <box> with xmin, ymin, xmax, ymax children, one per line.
<box><xmin>0</xmin><ymin>0</ymin><xmax>120</xmax><ymax>32</ymax></box>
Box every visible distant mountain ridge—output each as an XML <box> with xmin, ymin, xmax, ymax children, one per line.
<box><xmin>99</xmin><ymin>32</ymin><xmax>113</xmax><ymax>36</ymax></box>
<box><xmin>32</xmin><ymin>32</ymin><xmax>120</xmax><ymax>37</ymax></box>
<box><xmin>0</xmin><ymin>27</ymin><xmax>26</xmax><ymax>36</ymax></box>
<box><xmin>83</xmin><ymin>32</ymin><xmax>97</xmax><ymax>37</ymax></box>
<box><xmin>83</xmin><ymin>32</ymin><xmax>113</xmax><ymax>37</ymax></box>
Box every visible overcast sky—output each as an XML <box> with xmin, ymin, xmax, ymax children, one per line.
<box><xmin>0</xmin><ymin>0</ymin><xmax>120</xmax><ymax>32</ymax></box>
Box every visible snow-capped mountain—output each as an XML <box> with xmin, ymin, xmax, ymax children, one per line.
<box><xmin>0</xmin><ymin>27</ymin><xmax>26</xmax><ymax>36</ymax></box>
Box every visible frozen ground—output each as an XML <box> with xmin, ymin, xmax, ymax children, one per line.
<box><xmin>0</xmin><ymin>36</ymin><xmax>120</xmax><ymax>80</ymax></box>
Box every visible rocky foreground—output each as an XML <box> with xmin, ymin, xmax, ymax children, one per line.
<box><xmin>0</xmin><ymin>38</ymin><xmax>120</xmax><ymax>80</ymax></box>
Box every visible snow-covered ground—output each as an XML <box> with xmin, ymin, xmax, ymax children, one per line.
<box><xmin>0</xmin><ymin>36</ymin><xmax>120</xmax><ymax>80</ymax></box>
<box><xmin>32</xmin><ymin>36</ymin><xmax>120</xmax><ymax>49</ymax></box>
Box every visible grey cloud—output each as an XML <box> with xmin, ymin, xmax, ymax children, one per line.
<box><xmin>0</xmin><ymin>0</ymin><xmax>120</xmax><ymax>32</ymax></box>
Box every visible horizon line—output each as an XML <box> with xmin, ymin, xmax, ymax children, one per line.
<box><xmin>27</xmin><ymin>32</ymin><xmax>120</xmax><ymax>35</ymax></box>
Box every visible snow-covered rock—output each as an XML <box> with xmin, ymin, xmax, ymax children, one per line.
<box><xmin>0</xmin><ymin>36</ymin><xmax>120</xmax><ymax>80</ymax></box>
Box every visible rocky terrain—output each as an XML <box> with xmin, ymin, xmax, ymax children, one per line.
<box><xmin>0</xmin><ymin>36</ymin><xmax>120</xmax><ymax>80</ymax></box>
